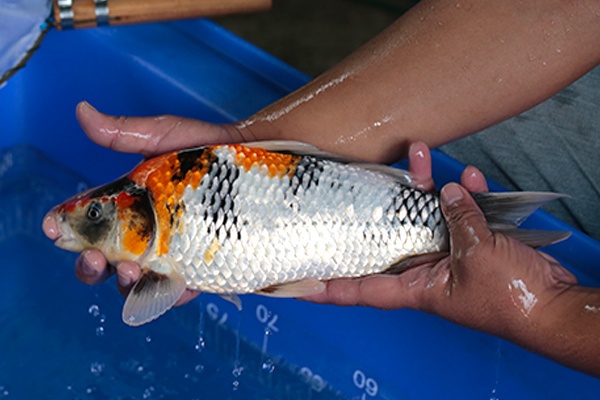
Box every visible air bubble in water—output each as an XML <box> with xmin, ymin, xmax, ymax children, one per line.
<box><xmin>194</xmin><ymin>336</ymin><xmax>205</xmax><ymax>352</ymax></box>
<box><xmin>142</xmin><ymin>386</ymin><xmax>155</xmax><ymax>399</ymax></box>
<box><xmin>90</xmin><ymin>362</ymin><xmax>104</xmax><ymax>377</ymax></box>
<box><xmin>232</xmin><ymin>364</ymin><xmax>244</xmax><ymax>391</ymax></box>
<box><xmin>232</xmin><ymin>365</ymin><xmax>244</xmax><ymax>378</ymax></box>
<box><xmin>95</xmin><ymin>326</ymin><xmax>105</xmax><ymax>337</ymax></box>
<box><xmin>88</xmin><ymin>304</ymin><xmax>100</xmax><ymax>317</ymax></box>
<box><xmin>86</xmin><ymin>386</ymin><xmax>98</xmax><ymax>395</ymax></box>
<box><xmin>261</xmin><ymin>359</ymin><xmax>275</xmax><ymax>373</ymax></box>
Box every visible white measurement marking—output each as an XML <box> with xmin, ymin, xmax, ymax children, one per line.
<box><xmin>206</xmin><ymin>302</ymin><xmax>228</xmax><ymax>324</ymax></box>
<box><xmin>255</xmin><ymin>304</ymin><xmax>279</xmax><ymax>332</ymax></box>
<box><xmin>353</xmin><ymin>370</ymin><xmax>378</xmax><ymax>397</ymax></box>
<box><xmin>299</xmin><ymin>367</ymin><xmax>326</xmax><ymax>392</ymax></box>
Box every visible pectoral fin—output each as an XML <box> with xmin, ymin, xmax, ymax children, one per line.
<box><xmin>257</xmin><ymin>279</ymin><xmax>326</xmax><ymax>298</ymax></box>
<box><xmin>122</xmin><ymin>262</ymin><xmax>187</xmax><ymax>326</ymax></box>
<box><xmin>219</xmin><ymin>293</ymin><xmax>243</xmax><ymax>311</ymax></box>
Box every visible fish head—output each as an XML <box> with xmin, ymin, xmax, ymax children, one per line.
<box><xmin>44</xmin><ymin>177</ymin><xmax>155</xmax><ymax>263</ymax></box>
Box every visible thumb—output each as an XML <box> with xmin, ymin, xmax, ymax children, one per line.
<box><xmin>440</xmin><ymin>183</ymin><xmax>492</xmax><ymax>254</ymax></box>
<box><xmin>75</xmin><ymin>101</ymin><xmax>244</xmax><ymax>157</ymax></box>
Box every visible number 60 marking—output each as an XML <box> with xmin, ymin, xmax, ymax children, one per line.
<box><xmin>353</xmin><ymin>370</ymin><xmax>378</xmax><ymax>397</ymax></box>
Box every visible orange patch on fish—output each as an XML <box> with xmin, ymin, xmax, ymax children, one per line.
<box><xmin>129</xmin><ymin>150</ymin><xmax>212</xmax><ymax>257</ymax></box>
<box><xmin>230</xmin><ymin>144</ymin><xmax>301</xmax><ymax>178</ymax></box>
<box><xmin>121</xmin><ymin>222</ymin><xmax>149</xmax><ymax>256</ymax></box>
<box><xmin>116</xmin><ymin>192</ymin><xmax>151</xmax><ymax>256</ymax></box>
<box><xmin>129</xmin><ymin>155</ymin><xmax>174</xmax><ymax>187</ymax></box>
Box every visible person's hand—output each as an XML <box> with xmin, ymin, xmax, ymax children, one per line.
<box><xmin>71</xmin><ymin>101</ymin><xmax>249</xmax><ymax>305</ymax></box>
<box><xmin>304</xmin><ymin>147</ymin><xmax>579</xmax><ymax>348</ymax></box>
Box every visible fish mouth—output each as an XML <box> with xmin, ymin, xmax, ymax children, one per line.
<box><xmin>52</xmin><ymin>223</ymin><xmax>85</xmax><ymax>252</ymax></box>
<box><xmin>43</xmin><ymin>209</ymin><xmax>84</xmax><ymax>252</ymax></box>
<box><xmin>54</xmin><ymin>233</ymin><xmax>83</xmax><ymax>252</ymax></box>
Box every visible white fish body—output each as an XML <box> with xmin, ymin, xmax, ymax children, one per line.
<box><xmin>170</xmin><ymin>145</ymin><xmax>446</xmax><ymax>295</ymax></box>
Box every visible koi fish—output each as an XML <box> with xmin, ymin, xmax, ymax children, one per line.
<box><xmin>43</xmin><ymin>141</ymin><xmax>569</xmax><ymax>326</ymax></box>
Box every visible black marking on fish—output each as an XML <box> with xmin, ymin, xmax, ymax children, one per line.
<box><xmin>291</xmin><ymin>156</ymin><xmax>323</xmax><ymax>195</ymax></box>
<box><xmin>133</xmin><ymin>270</ymin><xmax>168</xmax><ymax>295</ymax></box>
<box><xmin>174</xmin><ymin>147</ymin><xmax>214</xmax><ymax>183</ymax></box>
<box><xmin>90</xmin><ymin>176</ymin><xmax>143</xmax><ymax>199</ymax></box>
<box><xmin>201</xmin><ymin>156</ymin><xmax>240</xmax><ymax>242</ymax></box>
<box><xmin>76</xmin><ymin>201</ymin><xmax>117</xmax><ymax>245</ymax></box>
<box><xmin>128</xmin><ymin>191</ymin><xmax>155</xmax><ymax>242</ymax></box>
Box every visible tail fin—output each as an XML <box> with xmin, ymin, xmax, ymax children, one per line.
<box><xmin>472</xmin><ymin>192</ymin><xmax>571</xmax><ymax>247</ymax></box>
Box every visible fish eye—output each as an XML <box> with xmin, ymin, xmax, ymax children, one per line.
<box><xmin>87</xmin><ymin>202</ymin><xmax>103</xmax><ymax>222</ymax></box>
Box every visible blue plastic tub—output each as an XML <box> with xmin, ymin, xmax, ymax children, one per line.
<box><xmin>1</xmin><ymin>19</ymin><xmax>599</xmax><ymax>399</ymax></box>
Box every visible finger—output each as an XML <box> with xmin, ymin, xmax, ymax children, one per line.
<box><xmin>539</xmin><ymin>252</ymin><xmax>579</xmax><ymax>285</ymax></box>
<box><xmin>303</xmin><ymin>265</ymin><xmax>440</xmax><ymax>309</ymax></box>
<box><xmin>76</xmin><ymin>101</ymin><xmax>244</xmax><ymax>157</ymax></box>
<box><xmin>75</xmin><ymin>249</ymin><xmax>114</xmax><ymax>285</ymax></box>
<box><xmin>408</xmin><ymin>141</ymin><xmax>435</xmax><ymax>191</ymax></box>
<box><xmin>113</xmin><ymin>261</ymin><xmax>200</xmax><ymax>305</ymax></box>
<box><xmin>302</xmin><ymin>278</ymin><xmax>362</xmax><ymax>306</ymax></box>
<box><xmin>115</xmin><ymin>261</ymin><xmax>142</xmax><ymax>298</ymax></box>
<box><xmin>440</xmin><ymin>183</ymin><xmax>492</xmax><ymax>255</ymax></box>
<box><xmin>460</xmin><ymin>165</ymin><xmax>489</xmax><ymax>193</ymax></box>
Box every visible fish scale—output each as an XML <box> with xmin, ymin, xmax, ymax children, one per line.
<box><xmin>167</xmin><ymin>145</ymin><xmax>448</xmax><ymax>294</ymax></box>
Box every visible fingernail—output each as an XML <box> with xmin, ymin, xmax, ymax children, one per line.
<box><xmin>463</xmin><ymin>165</ymin><xmax>478</xmax><ymax>180</ymax></box>
<box><xmin>441</xmin><ymin>183</ymin><xmax>464</xmax><ymax>205</ymax></box>
<box><xmin>409</xmin><ymin>141</ymin><xmax>426</xmax><ymax>159</ymax></box>
<box><xmin>79</xmin><ymin>100</ymin><xmax>97</xmax><ymax>113</ymax></box>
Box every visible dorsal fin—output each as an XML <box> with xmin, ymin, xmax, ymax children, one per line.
<box><xmin>241</xmin><ymin>140</ymin><xmax>414</xmax><ymax>187</ymax></box>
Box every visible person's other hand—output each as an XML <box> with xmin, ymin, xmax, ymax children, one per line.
<box><xmin>304</xmin><ymin>144</ymin><xmax>578</xmax><ymax>344</ymax></box>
